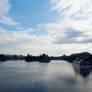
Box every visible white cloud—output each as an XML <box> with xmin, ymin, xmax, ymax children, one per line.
<box><xmin>51</xmin><ymin>0</ymin><xmax>92</xmax><ymax>19</ymax></box>
<box><xmin>0</xmin><ymin>0</ymin><xmax>10</xmax><ymax>16</ymax></box>
<box><xmin>48</xmin><ymin>0</ymin><xmax>92</xmax><ymax>44</ymax></box>
<box><xmin>0</xmin><ymin>16</ymin><xmax>19</xmax><ymax>25</ymax></box>
<box><xmin>0</xmin><ymin>0</ymin><xmax>19</xmax><ymax>25</ymax></box>
<box><xmin>0</xmin><ymin>27</ymin><xmax>55</xmax><ymax>55</ymax></box>
<box><xmin>0</xmin><ymin>26</ymin><xmax>92</xmax><ymax>56</ymax></box>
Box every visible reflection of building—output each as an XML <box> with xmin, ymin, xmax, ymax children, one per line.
<box><xmin>72</xmin><ymin>60</ymin><xmax>92</xmax><ymax>78</ymax></box>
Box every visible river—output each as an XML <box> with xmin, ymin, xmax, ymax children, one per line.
<box><xmin>0</xmin><ymin>60</ymin><xmax>92</xmax><ymax>92</ymax></box>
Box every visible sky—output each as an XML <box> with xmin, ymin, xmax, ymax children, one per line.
<box><xmin>0</xmin><ymin>0</ymin><xmax>92</xmax><ymax>56</ymax></box>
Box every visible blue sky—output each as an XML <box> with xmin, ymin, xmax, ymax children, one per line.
<box><xmin>0</xmin><ymin>0</ymin><xmax>92</xmax><ymax>56</ymax></box>
<box><xmin>0</xmin><ymin>0</ymin><xmax>57</xmax><ymax>29</ymax></box>
<box><xmin>9</xmin><ymin>0</ymin><xmax>56</xmax><ymax>28</ymax></box>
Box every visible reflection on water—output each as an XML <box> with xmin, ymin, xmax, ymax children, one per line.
<box><xmin>73</xmin><ymin>64</ymin><xmax>91</xmax><ymax>78</ymax></box>
<box><xmin>0</xmin><ymin>60</ymin><xmax>92</xmax><ymax>92</ymax></box>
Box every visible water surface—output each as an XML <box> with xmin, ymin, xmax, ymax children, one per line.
<box><xmin>0</xmin><ymin>60</ymin><xmax>92</xmax><ymax>92</ymax></box>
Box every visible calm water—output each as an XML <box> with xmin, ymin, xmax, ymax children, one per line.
<box><xmin>0</xmin><ymin>60</ymin><xmax>92</xmax><ymax>92</ymax></box>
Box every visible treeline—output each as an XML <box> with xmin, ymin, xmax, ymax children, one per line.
<box><xmin>50</xmin><ymin>52</ymin><xmax>92</xmax><ymax>62</ymax></box>
<box><xmin>0</xmin><ymin>54</ymin><xmax>7</xmax><ymax>61</ymax></box>
<box><xmin>0</xmin><ymin>54</ymin><xmax>25</xmax><ymax>62</ymax></box>
<box><xmin>0</xmin><ymin>52</ymin><xmax>92</xmax><ymax>63</ymax></box>
<box><xmin>25</xmin><ymin>54</ymin><xmax>50</xmax><ymax>63</ymax></box>
<box><xmin>62</xmin><ymin>52</ymin><xmax>92</xmax><ymax>62</ymax></box>
<box><xmin>0</xmin><ymin>53</ymin><xmax>51</xmax><ymax>63</ymax></box>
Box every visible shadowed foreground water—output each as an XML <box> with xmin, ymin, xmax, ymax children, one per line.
<box><xmin>0</xmin><ymin>60</ymin><xmax>92</xmax><ymax>92</ymax></box>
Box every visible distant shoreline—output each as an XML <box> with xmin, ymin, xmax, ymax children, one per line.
<box><xmin>0</xmin><ymin>52</ymin><xmax>92</xmax><ymax>63</ymax></box>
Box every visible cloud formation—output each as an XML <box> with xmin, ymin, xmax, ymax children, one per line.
<box><xmin>48</xmin><ymin>0</ymin><xmax>92</xmax><ymax>44</ymax></box>
<box><xmin>0</xmin><ymin>27</ymin><xmax>56</xmax><ymax>55</ymax></box>
<box><xmin>0</xmin><ymin>0</ymin><xmax>18</xmax><ymax>25</ymax></box>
